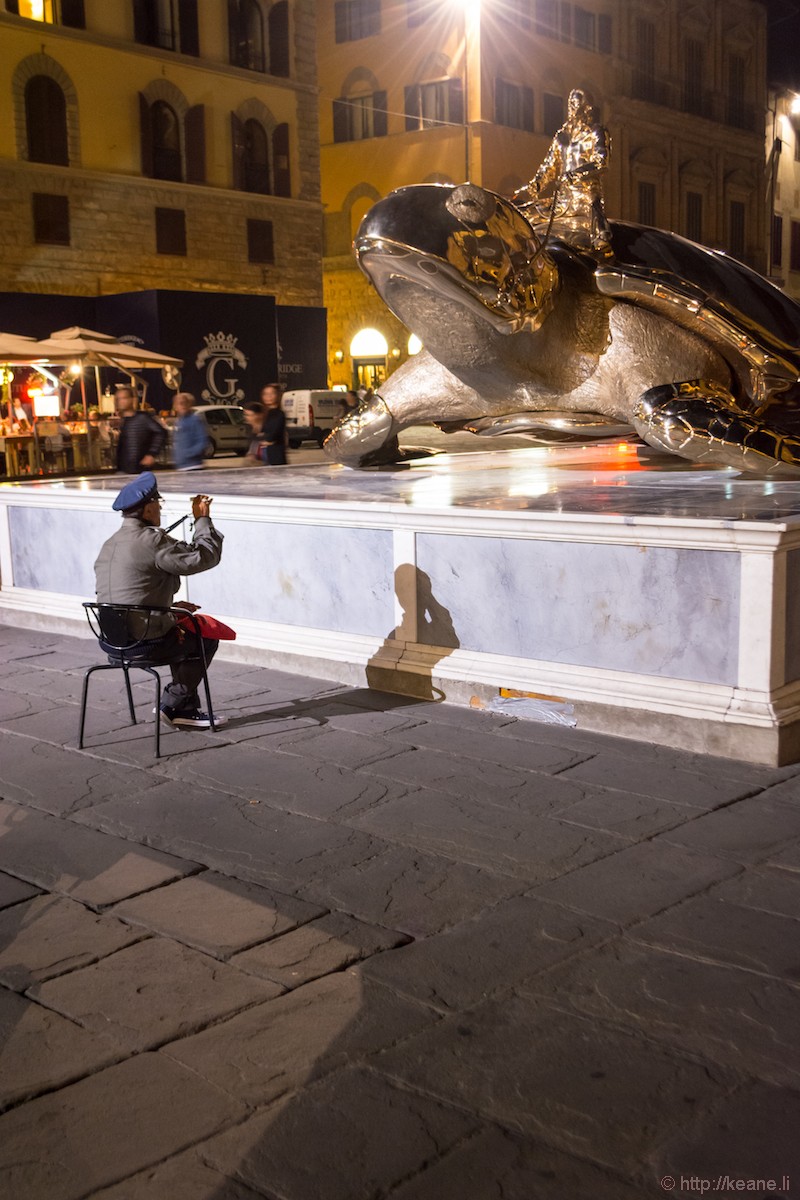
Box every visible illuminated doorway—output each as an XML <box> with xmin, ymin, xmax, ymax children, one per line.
<box><xmin>350</xmin><ymin>328</ymin><xmax>387</xmax><ymax>390</ymax></box>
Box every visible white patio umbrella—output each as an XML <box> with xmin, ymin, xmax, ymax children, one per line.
<box><xmin>31</xmin><ymin>327</ymin><xmax>183</xmax><ymax>416</ymax></box>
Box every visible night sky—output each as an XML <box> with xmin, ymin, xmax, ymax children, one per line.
<box><xmin>765</xmin><ymin>0</ymin><xmax>800</xmax><ymax>87</ymax></box>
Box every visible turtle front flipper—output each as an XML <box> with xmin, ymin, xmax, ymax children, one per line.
<box><xmin>633</xmin><ymin>381</ymin><xmax>800</xmax><ymax>476</ymax></box>
<box><xmin>323</xmin><ymin>395</ymin><xmax>401</xmax><ymax>466</ymax></box>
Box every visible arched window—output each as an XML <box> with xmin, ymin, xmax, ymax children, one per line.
<box><xmin>244</xmin><ymin>118</ymin><xmax>270</xmax><ymax>193</ymax></box>
<box><xmin>25</xmin><ymin>75</ymin><xmax>69</xmax><ymax>165</ymax></box>
<box><xmin>152</xmin><ymin>100</ymin><xmax>182</xmax><ymax>181</ymax></box>
<box><xmin>229</xmin><ymin>0</ymin><xmax>266</xmax><ymax>72</ymax></box>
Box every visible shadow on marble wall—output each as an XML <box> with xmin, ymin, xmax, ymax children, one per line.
<box><xmin>365</xmin><ymin>565</ymin><xmax>460</xmax><ymax>702</ymax></box>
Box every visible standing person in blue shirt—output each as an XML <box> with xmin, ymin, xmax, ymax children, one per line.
<box><xmin>171</xmin><ymin>392</ymin><xmax>209</xmax><ymax>471</ymax></box>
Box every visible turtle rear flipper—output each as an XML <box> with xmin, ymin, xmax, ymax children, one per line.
<box><xmin>634</xmin><ymin>381</ymin><xmax>800</xmax><ymax>476</ymax></box>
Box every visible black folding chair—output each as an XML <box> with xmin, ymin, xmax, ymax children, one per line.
<box><xmin>79</xmin><ymin>602</ymin><xmax>216</xmax><ymax>758</ymax></box>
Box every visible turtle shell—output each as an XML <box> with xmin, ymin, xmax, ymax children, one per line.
<box><xmin>596</xmin><ymin>221</ymin><xmax>800</xmax><ymax>404</ymax></box>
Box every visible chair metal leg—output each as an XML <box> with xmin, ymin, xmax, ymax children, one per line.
<box><xmin>78</xmin><ymin>662</ymin><xmax>163</xmax><ymax>758</ymax></box>
<box><xmin>122</xmin><ymin>665</ymin><xmax>137</xmax><ymax>725</ymax></box>
<box><xmin>149</xmin><ymin>668</ymin><xmax>161</xmax><ymax>758</ymax></box>
<box><xmin>78</xmin><ymin>667</ymin><xmax>94</xmax><ymax>748</ymax></box>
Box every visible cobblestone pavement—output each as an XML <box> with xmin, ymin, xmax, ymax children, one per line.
<box><xmin>0</xmin><ymin>624</ymin><xmax>798</xmax><ymax>1200</ymax></box>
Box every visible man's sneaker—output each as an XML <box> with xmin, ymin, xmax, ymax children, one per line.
<box><xmin>159</xmin><ymin>705</ymin><xmax>227</xmax><ymax>729</ymax></box>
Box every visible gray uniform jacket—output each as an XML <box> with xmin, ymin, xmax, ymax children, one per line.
<box><xmin>94</xmin><ymin>515</ymin><xmax>224</xmax><ymax>638</ymax></box>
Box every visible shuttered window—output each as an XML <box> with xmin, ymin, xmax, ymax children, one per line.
<box><xmin>32</xmin><ymin>193</ymin><xmax>70</xmax><ymax>245</ymax></box>
<box><xmin>155</xmin><ymin>207</ymin><xmax>186</xmax><ymax>255</ymax></box>
<box><xmin>247</xmin><ymin>218</ymin><xmax>274</xmax><ymax>264</ymax></box>
<box><xmin>25</xmin><ymin>76</ymin><xmax>68</xmax><ymax>165</ymax></box>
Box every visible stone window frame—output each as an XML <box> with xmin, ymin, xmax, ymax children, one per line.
<box><xmin>231</xmin><ymin>97</ymin><xmax>278</xmax><ymax>193</ymax></box>
<box><xmin>13</xmin><ymin>53</ymin><xmax>81</xmax><ymax>166</ymax></box>
<box><xmin>140</xmin><ymin>78</ymin><xmax>190</xmax><ymax>182</ymax></box>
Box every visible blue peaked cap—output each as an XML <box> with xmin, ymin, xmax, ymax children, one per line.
<box><xmin>112</xmin><ymin>471</ymin><xmax>162</xmax><ymax>512</ymax></box>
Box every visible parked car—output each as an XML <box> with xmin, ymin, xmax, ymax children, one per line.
<box><xmin>281</xmin><ymin>389</ymin><xmax>345</xmax><ymax>448</ymax></box>
<box><xmin>194</xmin><ymin>405</ymin><xmax>250</xmax><ymax>457</ymax></box>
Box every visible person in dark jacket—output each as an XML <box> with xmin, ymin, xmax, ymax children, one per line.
<box><xmin>242</xmin><ymin>385</ymin><xmax>287</xmax><ymax>465</ymax></box>
<box><xmin>115</xmin><ymin>386</ymin><xmax>167</xmax><ymax>474</ymax></box>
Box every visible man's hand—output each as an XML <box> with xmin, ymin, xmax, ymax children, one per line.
<box><xmin>173</xmin><ymin>601</ymin><xmax>200</xmax><ymax>612</ymax></box>
<box><xmin>192</xmin><ymin>494</ymin><xmax>212</xmax><ymax>519</ymax></box>
<box><xmin>140</xmin><ymin>454</ymin><xmax>155</xmax><ymax>468</ymax></box>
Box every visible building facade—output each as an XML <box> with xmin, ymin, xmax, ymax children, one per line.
<box><xmin>319</xmin><ymin>0</ymin><xmax>769</xmax><ymax>390</ymax></box>
<box><xmin>0</xmin><ymin>0</ymin><xmax>323</xmax><ymax>308</ymax></box>
<box><xmin>767</xmin><ymin>86</ymin><xmax>800</xmax><ymax>301</ymax></box>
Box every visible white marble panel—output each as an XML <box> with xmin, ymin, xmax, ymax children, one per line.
<box><xmin>785</xmin><ymin>548</ymin><xmax>800</xmax><ymax>684</ymax></box>
<box><xmin>416</xmin><ymin>534</ymin><xmax>740</xmax><ymax>685</ymax></box>
<box><xmin>9</xmin><ymin>507</ymin><xmax>119</xmax><ymax>598</ymax></box>
<box><xmin>185</xmin><ymin>519</ymin><xmax>395</xmax><ymax>636</ymax></box>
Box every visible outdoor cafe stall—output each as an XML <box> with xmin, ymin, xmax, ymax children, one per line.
<box><xmin>0</xmin><ymin>327</ymin><xmax>182</xmax><ymax>480</ymax></box>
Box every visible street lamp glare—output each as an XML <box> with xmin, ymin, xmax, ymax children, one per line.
<box><xmin>790</xmin><ymin>93</ymin><xmax>800</xmax><ymax>116</ymax></box>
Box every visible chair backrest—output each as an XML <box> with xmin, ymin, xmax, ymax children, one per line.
<box><xmin>83</xmin><ymin>602</ymin><xmax>169</xmax><ymax>651</ymax></box>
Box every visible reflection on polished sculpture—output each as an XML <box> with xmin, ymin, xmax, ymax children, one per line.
<box><xmin>324</xmin><ymin>125</ymin><xmax>800</xmax><ymax>475</ymax></box>
<box><xmin>513</xmin><ymin>88</ymin><xmax>612</xmax><ymax>252</ymax></box>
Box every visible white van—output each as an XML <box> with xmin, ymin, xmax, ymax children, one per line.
<box><xmin>281</xmin><ymin>389</ymin><xmax>345</xmax><ymax>448</ymax></box>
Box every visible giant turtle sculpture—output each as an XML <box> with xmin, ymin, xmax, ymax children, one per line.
<box><xmin>324</xmin><ymin>182</ymin><xmax>800</xmax><ymax>474</ymax></box>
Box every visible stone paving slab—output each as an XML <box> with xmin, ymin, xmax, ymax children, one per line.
<box><xmin>267</xmin><ymin>725</ymin><xmax>410</xmax><ymax>770</ymax></box>
<box><xmin>547</xmin><ymin>787</ymin><xmax>692</xmax><ymax>839</ymax></box>
<box><xmin>629</xmin><ymin>892</ymin><xmax>800</xmax><ymax>981</ymax></box>
<box><xmin>1</xmin><ymin>698</ymin><xmax>150</xmax><ymax>752</ymax></box>
<box><xmin>766</xmin><ymin>842</ymin><xmax>800</xmax><ymax>872</ymax></box>
<box><xmin>30</xmin><ymin>936</ymin><xmax>282</xmax><ymax>1052</ymax></box>
<box><xmin>0</xmin><ymin>869</ymin><xmax>39</xmax><ymax>909</ymax></box>
<box><xmin>381</xmin><ymin>719</ymin><xmax>592</xmax><ymax>774</ymax></box>
<box><xmin>303</xmin><ymin>842</ymin><xmax>524</xmax><ymax>936</ymax></box>
<box><xmin>651</xmin><ymin>1080</ymin><xmax>800</xmax><ymax>1192</ymax></box>
<box><xmin>375</xmin><ymin>996</ymin><xmax>735</xmax><ymax>1175</ymax></box>
<box><xmin>555</xmin><ymin>752</ymin><xmax>759</xmax><ymax>808</ymax></box>
<box><xmin>231</xmin><ymin>912</ymin><xmax>411</xmax><ymax>989</ymax></box>
<box><xmin>71</xmin><ymin>786</ymin><xmax>384</xmax><ymax>894</ymax></box>
<box><xmin>662</xmin><ymin>797</ymin><xmax>800</xmax><ymax>862</ymax></box>
<box><xmin>0</xmin><ymin>730</ymin><xmax>157</xmax><ymax>816</ymax></box>
<box><xmin>518</xmin><ymin>940</ymin><xmax>800</xmax><ymax>1087</ymax></box>
<box><xmin>0</xmin><ymin>800</ymin><xmax>201</xmax><ymax>907</ymax></box>
<box><xmin>530</xmin><ymin>839</ymin><xmax>741</xmax><ymax>924</ymax></box>
<box><xmin>0</xmin><ymin>688</ymin><xmax>61</xmax><ymax>722</ymax></box>
<box><xmin>496</xmin><ymin>721</ymin><xmax>798</xmax><ymax>787</ymax></box>
<box><xmin>0</xmin><ymin>664</ymin><xmax>92</xmax><ymax>704</ymax></box>
<box><xmin>110</xmin><ymin>870</ymin><xmax>326</xmax><ymax>960</ymax></box>
<box><xmin>199</xmin><ymin>1064</ymin><xmax>480</xmax><ymax>1200</ymax></box>
<box><xmin>157</xmin><ymin>741</ymin><xmax>412</xmax><ymax>822</ymax></box>
<box><xmin>387</xmin><ymin>1125</ymin><xmax>645</xmax><ymax>1200</ymax></box>
<box><xmin>85</xmin><ymin>1152</ymin><xmax>267</xmax><ymax>1200</ymax></box>
<box><xmin>708</xmin><ymin>865</ymin><xmax>800</xmax><ymax>919</ymax></box>
<box><xmin>164</xmin><ymin>970</ymin><xmax>440</xmax><ymax>1110</ymax></box>
<box><xmin>358</xmin><ymin>745</ymin><xmax>555</xmax><ymax>803</ymax></box>
<box><xmin>0</xmin><ymin>894</ymin><xmax>144</xmax><ymax>990</ymax></box>
<box><xmin>359</xmin><ymin>894</ymin><xmax>615</xmax><ymax>1012</ymax></box>
<box><xmin>0</xmin><ymin>987</ymin><xmax>123</xmax><ymax>1111</ymax></box>
<box><xmin>0</xmin><ymin>1052</ymin><xmax>246</xmax><ymax>1200</ymax></box>
<box><xmin>345</xmin><ymin>787</ymin><xmax>626</xmax><ymax>882</ymax></box>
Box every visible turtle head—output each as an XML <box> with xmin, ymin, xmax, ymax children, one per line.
<box><xmin>354</xmin><ymin>183</ymin><xmax>559</xmax><ymax>336</ymax></box>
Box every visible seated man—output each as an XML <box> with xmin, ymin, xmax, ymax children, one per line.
<box><xmin>94</xmin><ymin>472</ymin><xmax>225</xmax><ymax>729</ymax></box>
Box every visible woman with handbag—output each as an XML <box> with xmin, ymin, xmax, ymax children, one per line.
<box><xmin>242</xmin><ymin>385</ymin><xmax>287</xmax><ymax>466</ymax></box>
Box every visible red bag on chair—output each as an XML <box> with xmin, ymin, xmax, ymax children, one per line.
<box><xmin>177</xmin><ymin>612</ymin><xmax>237</xmax><ymax>640</ymax></box>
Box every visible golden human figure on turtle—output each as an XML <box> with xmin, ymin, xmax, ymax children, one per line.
<box><xmin>514</xmin><ymin>88</ymin><xmax>612</xmax><ymax>252</ymax></box>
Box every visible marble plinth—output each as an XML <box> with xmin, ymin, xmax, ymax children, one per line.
<box><xmin>3</xmin><ymin>443</ymin><xmax>800</xmax><ymax>764</ymax></box>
